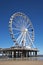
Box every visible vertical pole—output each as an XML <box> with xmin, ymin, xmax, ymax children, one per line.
<box><xmin>35</xmin><ymin>51</ymin><xmax>37</xmax><ymax>56</ymax></box>
<box><xmin>26</xmin><ymin>51</ymin><xmax>28</xmax><ymax>57</ymax></box>
<box><xmin>14</xmin><ymin>51</ymin><xmax>16</xmax><ymax>58</ymax></box>
<box><xmin>27</xmin><ymin>51</ymin><xmax>29</xmax><ymax>57</ymax></box>
<box><xmin>33</xmin><ymin>52</ymin><xmax>35</xmax><ymax>56</ymax></box>
<box><xmin>24</xmin><ymin>51</ymin><xmax>26</xmax><ymax>57</ymax></box>
<box><xmin>18</xmin><ymin>51</ymin><xmax>19</xmax><ymax>57</ymax></box>
<box><xmin>21</xmin><ymin>51</ymin><xmax>23</xmax><ymax>58</ymax></box>
<box><xmin>30</xmin><ymin>52</ymin><xmax>32</xmax><ymax>56</ymax></box>
<box><xmin>12</xmin><ymin>51</ymin><xmax>14</xmax><ymax>58</ymax></box>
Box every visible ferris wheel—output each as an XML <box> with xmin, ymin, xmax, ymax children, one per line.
<box><xmin>9</xmin><ymin>12</ymin><xmax>34</xmax><ymax>48</ymax></box>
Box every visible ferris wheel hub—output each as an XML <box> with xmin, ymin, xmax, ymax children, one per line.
<box><xmin>21</xmin><ymin>28</ymin><xmax>28</xmax><ymax>33</ymax></box>
<box><xmin>25</xmin><ymin>28</ymin><xmax>28</xmax><ymax>32</ymax></box>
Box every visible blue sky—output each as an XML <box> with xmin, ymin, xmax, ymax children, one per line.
<box><xmin>0</xmin><ymin>0</ymin><xmax>43</xmax><ymax>54</ymax></box>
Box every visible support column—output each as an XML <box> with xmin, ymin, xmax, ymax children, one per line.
<box><xmin>18</xmin><ymin>51</ymin><xmax>19</xmax><ymax>57</ymax></box>
<box><xmin>20</xmin><ymin>51</ymin><xmax>22</xmax><ymax>58</ymax></box>
<box><xmin>30</xmin><ymin>52</ymin><xmax>32</xmax><ymax>56</ymax></box>
<box><xmin>24</xmin><ymin>51</ymin><xmax>26</xmax><ymax>57</ymax></box>
<box><xmin>35</xmin><ymin>51</ymin><xmax>37</xmax><ymax>56</ymax></box>
<box><xmin>22</xmin><ymin>50</ymin><xmax>26</xmax><ymax>57</ymax></box>
<box><xmin>33</xmin><ymin>52</ymin><xmax>35</xmax><ymax>56</ymax></box>
<box><xmin>26</xmin><ymin>51</ymin><xmax>28</xmax><ymax>57</ymax></box>
<box><xmin>12</xmin><ymin>51</ymin><xmax>14</xmax><ymax>58</ymax></box>
<box><xmin>14</xmin><ymin>51</ymin><xmax>16</xmax><ymax>58</ymax></box>
<box><xmin>2</xmin><ymin>51</ymin><xmax>3</xmax><ymax>56</ymax></box>
<box><xmin>27</xmin><ymin>51</ymin><xmax>29</xmax><ymax>57</ymax></box>
<box><xmin>28</xmin><ymin>51</ymin><xmax>29</xmax><ymax>57</ymax></box>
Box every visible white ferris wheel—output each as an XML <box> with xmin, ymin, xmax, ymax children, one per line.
<box><xmin>9</xmin><ymin>12</ymin><xmax>34</xmax><ymax>48</ymax></box>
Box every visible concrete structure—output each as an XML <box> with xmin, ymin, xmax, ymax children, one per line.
<box><xmin>0</xmin><ymin>46</ymin><xmax>38</xmax><ymax>58</ymax></box>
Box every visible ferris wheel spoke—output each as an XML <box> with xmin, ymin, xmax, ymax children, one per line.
<box><xmin>28</xmin><ymin>27</ymin><xmax>34</xmax><ymax>32</ymax></box>
<box><xmin>24</xmin><ymin>20</ymin><xmax>27</xmax><ymax>27</ymax></box>
<box><xmin>26</xmin><ymin>23</ymin><xmax>31</xmax><ymax>29</ymax></box>
<box><xmin>13</xmin><ymin>21</ymin><xmax>21</xmax><ymax>29</ymax></box>
<box><xmin>12</xmin><ymin>27</ymin><xmax>21</xmax><ymax>31</ymax></box>
<box><xmin>21</xmin><ymin>19</ymin><xmax>24</xmax><ymax>26</ymax></box>
<box><xmin>27</xmin><ymin>35</ymin><xmax>32</xmax><ymax>46</ymax></box>
<box><xmin>24</xmin><ymin>33</ymin><xmax>26</xmax><ymax>46</ymax></box>
<box><xmin>25</xmin><ymin>19</ymin><xmax>29</xmax><ymax>27</ymax></box>
<box><xmin>15</xmin><ymin>16</ymin><xmax>24</xmax><ymax>28</ymax></box>
<box><xmin>27</xmin><ymin>32</ymin><xmax>33</xmax><ymax>44</ymax></box>
<box><xmin>24</xmin><ymin>17</ymin><xmax>29</xmax><ymax>27</ymax></box>
<box><xmin>28</xmin><ymin>31</ymin><xmax>33</xmax><ymax>35</ymax></box>
<box><xmin>17</xmin><ymin>32</ymin><xmax>23</xmax><ymax>41</ymax></box>
<box><xmin>27</xmin><ymin>32</ymin><xmax>34</xmax><ymax>47</ymax></box>
<box><xmin>26</xmin><ymin>35</ymin><xmax>30</xmax><ymax>46</ymax></box>
<box><xmin>23</xmin><ymin>18</ymin><xmax>27</xmax><ymax>27</ymax></box>
<box><xmin>14</xmin><ymin>32</ymin><xmax>21</xmax><ymax>35</ymax></box>
<box><xmin>19</xmin><ymin>18</ymin><xmax>24</xmax><ymax>27</ymax></box>
<box><xmin>19</xmin><ymin>34</ymin><xmax>24</xmax><ymax>45</ymax></box>
<box><xmin>17</xmin><ymin>18</ymin><xmax>22</xmax><ymax>25</ymax></box>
